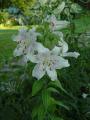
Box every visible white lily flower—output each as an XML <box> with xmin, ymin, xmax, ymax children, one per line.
<box><xmin>13</xmin><ymin>28</ymin><xmax>28</xmax><ymax>42</ymax></box>
<box><xmin>13</xmin><ymin>27</ymin><xmax>45</xmax><ymax>65</ymax></box>
<box><xmin>53</xmin><ymin>40</ymin><xmax>80</xmax><ymax>59</ymax></box>
<box><xmin>47</xmin><ymin>15</ymin><xmax>69</xmax><ymax>31</ymax></box>
<box><xmin>82</xmin><ymin>93</ymin><xmax>88</xmax><ymax>99</ymax></box>
<box><xmin>31</xmin><ymin>48</ymin><xmax>70</xmax><ymax>81</ymax></box>
<box><xmin>13</xmin><ymin>27</ymin><xmax>40</xmax><ymax>56</ymax></box>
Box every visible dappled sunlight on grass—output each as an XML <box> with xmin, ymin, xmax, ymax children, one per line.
<box><xmin>0</xmin><ymin>24</ymin><xmax>26</xmax><ymax>30</ymax></box>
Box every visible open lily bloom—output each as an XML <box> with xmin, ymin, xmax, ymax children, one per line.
<box><xmin>53</xmin><ymin>40</ymin><xmax>80</xmax><ymax>59</ymax></box>
<box><xmin>13</xmin><ymin>28</ymin><xmax>28</xmax><ymax>42</ymax></box>
<box><xmin>13</xmin><ymin>27</ymin><xmax>41</xmax><ymax>44</ymax></box>
<box><xmin>31</xmin><ymin>47</ymin><xmax>70</xmax><ymax>81</ymax></box>
<box><xmin>13</xmin><ymin>27</ymin><xmax>45</xmax><ymax>65</ymax></box>
<box><xmin>13</xmin><ymin>27</ymin><xmax>41</xmax><ymax>56</ymax></box>
<box><xmin>48</xmin><ymin>15</ymin><xmax>69</xmax><ymax>31</ymax></box>
<box><xmin>28</xmin><ymin>27</ymin><xmax>41</xmax><ymax>41</ymax></box>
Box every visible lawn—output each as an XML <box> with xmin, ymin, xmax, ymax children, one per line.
<box><xmin>0</xmin><ymin>14</ymin><xmax>90</xmax><ymax>62</ymax></box>
<box><xmin>0</xmin><ymin>29</ymin><xmax>17</xmax><ymax>62</ymax></box>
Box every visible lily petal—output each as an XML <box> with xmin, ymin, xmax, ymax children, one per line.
<box><xmin>54</xmin><ymin>56</ymin><xmax>70</xmax><ymax>69</ymax></box>
<box><xmin>63</xmin><ymin>52</ymin><xmax>80</xmax><ymax>58</ymax></box>
<box><xmin>58</xmin><ymin>40</ymin><xmax>68</xmax><ymax>53</ymax></box>
<box><xmin>52</xmin><ymin>46</ymin><xmax>60</xmax><ymax>55</ymax></box>
<box><xmin>26</xmin><ymin>54</ymin><xmax>39</xmax><ymax>63</ymax></box>
<box><xmin>46</xmin><ymin>68</ymin><xmax>58</xmax><ymax>81</ymax></box>
<box><xmin>36</xmin><ymin>42</ymin><xmax>49</xmax><ymax>53</ymax></box>
<box><xmin>13</xmin><ymin>47</ymin><xmax>24</xmax><ymax>56</ymax></box>
<box><xmin>55</xmin><ymin>20</ymin><xmax>70</xmax><ymax>30</ymax></box>
<box><xmin>32</xmin><ymin>63</ymin><xmax>45</xmax><ymax>80</ymax></box>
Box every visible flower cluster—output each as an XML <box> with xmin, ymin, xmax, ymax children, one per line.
<box><xmin>13</xmin><ymin>11</ymin><xmax>80</xmax><ymax>81</ymax></box>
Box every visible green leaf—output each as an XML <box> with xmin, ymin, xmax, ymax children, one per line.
<box><xmin>32</xmin><ymin>106</ymin><xmax>38</xmax><ymax>119</ymax></box>
<box><xmin>47</xmin><ymin>87</ymin><xmax>59</xmax><ymax>94</ymax></box>
<box><xmin>38</xmin><ymin>104</ymin><xmax>46</xmax><ymax>120</ymax></box>
<box><xmin>50</xmin><ymin>80</ymin><xmax>67</xmax><ymax>93</ymax></box>
<box><xmin>42</xmin><ymin>90</ymin><xmax>55</xmax><ymax>110</ymax></box>
<box><xmin>32</xmin><ymin>80</ymin><xmax>44</xmax><ymax>96</ymax></box>
<box><xmin>32</xmin><ymin>104</ymin><xmax>46</xmax><ymax>120</ymax></box>
<box><xmin>50</xmin><ymin>114</ymin><xmax>63</xmax><ymax>120</ymax></box>
<box><xmin>55</xmin><ymin>101</ymin><xmax>70</xmax><ymax>110</ymax></box>
<box><xmin>42</xmin><ymin>89</ymin><xmax>69</xmax><ymax>110</ymax></box>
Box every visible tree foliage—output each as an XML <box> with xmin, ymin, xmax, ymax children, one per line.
<box><xmin>11</xmin><ymin>0</ymin><xmax>36</xmax><ymax>11</ymax></box>
<box><xmin>0</xmin><ymin>0</ymin><xmax>11</xmax><ymax>8</ymax></box>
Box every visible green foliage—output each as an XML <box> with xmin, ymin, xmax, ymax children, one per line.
<box><xmin>12</xmin><ymin>0</ymin><xmax>36</xmax><ymax>12</ymax></box>
<box><xmin>32</xmin><ymin>79</ymin><xmax>45</xmax><ymax>96</ymax></box>
<box><xmin>0</xmin><ymin>10</ymin><xmax>10</xmax><ymax>25</ymax></box>
<box><xmin>0</xmin><ymin>9</ymin><xmax>19</xmax><ymax>26</ymax></box>
<box><xmin>0</xmin><ymin>0</ymin><xmax>11</xmax><ymax>8</ymax></box>
<box><xmin>0</xmin><ymin>1</ymin><xmax>90</xmax><ymax>120</ymax></box>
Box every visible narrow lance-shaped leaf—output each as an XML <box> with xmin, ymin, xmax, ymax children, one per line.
<box><xmin>49</xmin><ymin>80</ymin><xmax>67</xmax><ymax>93</ymax></box>
<box><xmin>42</xmin><ymin>89</ymin><xmax>55</xmax><ymax>110</ymax></box>
<box><xmin>32</xmin><ymin>79</ymin><xmax>44</xmax><ymax>96</ymax></box>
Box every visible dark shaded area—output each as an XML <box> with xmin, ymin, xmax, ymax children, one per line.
<box><xmin>75</xmin><ymin>0</ymin><xmax>90</xmax><ymax>9</ymax></box>
<box><xmin>0</xmin><ymin>0</ymin><xmax>12</xmax><ymax>9</ymax></box>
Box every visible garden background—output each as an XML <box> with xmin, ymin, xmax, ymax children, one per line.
<box><xmin>0</xmin><ymin>0</ymin><xmax>90</xmax><ymax>120</ymax></box>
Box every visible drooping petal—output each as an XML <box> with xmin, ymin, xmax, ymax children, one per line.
<box><xmin>54</xmin><ymin>56</ymin><xmax>70</xmax><ymax>69</ymax></box>
<box><xmin>55</xmin><ymin>20</ymin><xmax>70</xmax><ymax>30</ymax></box>
<box><xmin>46</xmin><ymin>68</ymin><xmax>58</xmax><ymax>81</ymax></box>
<box><xmin>63</xmin><ymin>52</ymin><xmax>80</xmax><ymax>58</ymax></box>
<box><xmin>52</xmin><ymin>46</ymin><xmax>60</xmax><ymax>55</ymax></box>
<box><xmin>35</xmin><ymin>42</ymin><xmax>49</xmax><ymax>53</ymax></box>
<box><xmin>13</xmin><ymin>47</ymin><xmax>24</xmax><ymax>56</ymax></box>
<box><xmin>58</xmin><ymin>40</ymin><xmax>68</xmax><ymax>53</ymax></box>
<box><xmin>62</xmin><ymin>41</ymin><xmax>69</xmax><ymax>53</ymax></box>
<box><xmin>26</xmin><ymin>54</ymin><xmax>39</xmax><ymax>63</ymax></box>
<box><xmin>32</xmin><ymin>63</ymin><xmax>45</xmax><ymax>80</ymax></box>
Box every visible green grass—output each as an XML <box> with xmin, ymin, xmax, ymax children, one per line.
<box><xmin>74</xmin><ymin>14</ymin><xmax>90</xmax><ymax>33</ymax></box>
<box><xmin>0</xmin><ymin>29</ymin><xmax>17</xmax><ymax>61</ymax></box>
<box><xmin>0</xmin><ymin>14</ymin><xmax>90</xmax><ymax>61</ymax></box>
